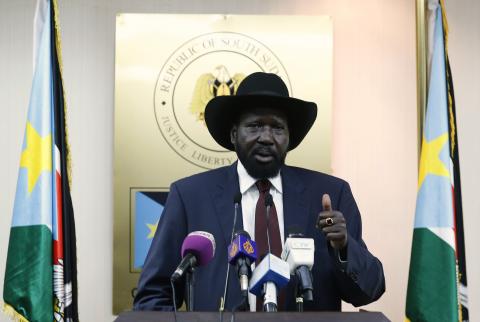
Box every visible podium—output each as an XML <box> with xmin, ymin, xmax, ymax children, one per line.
<box><xmin>115</xmin><ymin>311</ymin><xmax>390</xmax><ymax>322</ymax></box>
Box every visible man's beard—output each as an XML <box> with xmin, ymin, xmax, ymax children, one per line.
<box><xmin>236</xmin><ymin>145</ymin><xmax>286</xmax><ymax>179</ymax></box>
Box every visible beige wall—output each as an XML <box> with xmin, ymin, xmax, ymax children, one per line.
<box><xmin>0</xmin><ymin>1</ymin><xmax>478</xmax><ymax>322</ymax></box>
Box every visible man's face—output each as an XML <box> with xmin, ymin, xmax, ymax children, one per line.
<box><xmin>230</xmin><ymin>107</ymin><xmax>290</xmax><ymax>179</ymax></box>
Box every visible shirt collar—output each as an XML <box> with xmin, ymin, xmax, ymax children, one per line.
<box><xmin>237</xmin><ymin>161</ymin><xmax>283</xmax><ymax>194</ymax></box>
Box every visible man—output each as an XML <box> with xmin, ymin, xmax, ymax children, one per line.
<box><xmin>133</xmin><ymin>72</ymin><xmax>385</xmax><ymax>311</ymax></box>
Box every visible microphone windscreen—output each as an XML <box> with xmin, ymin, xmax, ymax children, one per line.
<box><xmin>287</xmin><ymin>225</ymin><xmax>304</xmax><ymax>238</ymax></box>
<box><xmin>265</xmin><ymin>193</ymin><xmax>273</xmax><ymax>207</ymax></box>
<box><xmin>233</xmin><ymin>229</ymin><xmax>251</xmax><ymax>240</ymax></box>
<box><xmin>233</xmin><ymin>192</ymin><xmax>242</xmax><ymax>204</ymax></box>
<box><xmin>181</xmin><ymin>231</ymin><xmax>216</xmax><ymax>266</ymax></box>
<box><xmin>228</xmin><ymin>231</ymin><xmax>257</xmax><ymax>264</ymax></box>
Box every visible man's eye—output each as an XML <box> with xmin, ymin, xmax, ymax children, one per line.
<box><xmin>273</xmin><ymin>124</ymin><xmax>285</xmax><ymax>130</ymax></box>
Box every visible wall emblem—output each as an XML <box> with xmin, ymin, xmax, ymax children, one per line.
<box><xmin>154</xmin><ymin>32</ymin><xmax>290</xmax><ymax>169</ymax></box>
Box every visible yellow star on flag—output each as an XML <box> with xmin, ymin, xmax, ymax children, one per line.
<box><xmin>418</xmin><ymin>132</ymin><xmax>450</xmax><ymax>189</ymax></box>
<box><xmin>20</xmin><ymin>122</ymin><xmax>52</xmax><ymax>194</ymax></box>
<box><xmin>146</xmin><ymin>221</ymin><xmax>158</xmax><ymax>239</ymax></box>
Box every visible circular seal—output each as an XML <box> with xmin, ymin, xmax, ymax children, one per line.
<box><xmin>154</xmin><ymin>31</ymin><xmax>291</xmax><ymax>169</ymax></box>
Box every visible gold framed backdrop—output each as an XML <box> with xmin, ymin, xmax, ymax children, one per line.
<box><xmin>113</xmin><ymin>14</ymin><xmax>333</xmax><ymax>313</ymax></box>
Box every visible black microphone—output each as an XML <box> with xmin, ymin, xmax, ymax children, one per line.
<box><xmin>287</xmin><ymin>225</ymin><xmax>304</xmax><ymax>238</ymax></box>
<box><xmin>265</xmin><ymin>192</ymin><xmax>273</xmax><ymax>207</ymax></box>
<box><xmin>265</xmin><ymin>193</ymin><xmax>273</xmax><ymax>254</ymax></box>
<box><xmin>231</xmin><ymin>192</ymin><xmax>242</xmax><ymax>242</ymax></box>
<box><xmin>220</xmin><ymin>193</ymin><xmax>242</xmax><ymax>311</ymax></box>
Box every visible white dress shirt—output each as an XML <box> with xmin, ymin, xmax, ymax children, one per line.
<box><xmin>236</xmin><ymin>161</ymin><xmax>284</xmax><ymax>311</ymax></box>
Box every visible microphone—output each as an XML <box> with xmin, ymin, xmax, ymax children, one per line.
<box><xmin>265</xmin><ymin>193</ymin><xmax>274</xmax><ymax>254</ymax></box>
<box><xmin>220</xmin><ymin>193</ymin><xmax>242</xmax><ymax>312</ymax></box>
<box><xmin>249</xmin><ymin>191</ymin><xmax>290</xmax><ymax>312</ymax></box>
<box><xmin>171</xmin><ymin>231</ymin><xmax>216</xmax><ymax>282</ymax></box>
<box><xmin>281</xmin><ymin>230</ymin><xmax>315</xmax><ymax>309</ymax></box>
<box><xmin>249</xmin><ymin>253</ymin><xmax>290</xmax><ymax>311</ymax></box>
<box><xmin>230</xmin><ymin>193</ymin><xmax>242</xmax><ymax>242</ymax></box>
<box><xmin>228</xmin><ymin>230</ymin><xmax>257</xmax><ymax>297</ymax></box>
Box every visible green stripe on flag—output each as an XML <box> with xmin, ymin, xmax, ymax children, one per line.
<box><xmin>406</xmin><ymin>228</ymin><xmax>458</xmax><ymax>322</ymax></box>
<box><xmin>3</xmin><ymin>225</ymin><xmax>53</xmax><ymax>322</ymax></box>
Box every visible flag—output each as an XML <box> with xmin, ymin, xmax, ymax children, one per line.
<box><xmin>133</xmin><ymin>191</ymin><xmax>168</xmax><ymax>270</ymax></box>
<box><xmin>405</xmin><ymin>0</ymin><xmax>467</xmax><ymax>321</ymax></box>
<box><xmin>2</xmin><ymin>0</ymin><xmax>78</xmax><ymax>321</ymax></box>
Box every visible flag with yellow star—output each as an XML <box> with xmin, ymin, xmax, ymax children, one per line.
<box><xmin>3</xmin><ymin>1</ymin><xmax>78</xmax><ymax>322</ymax></box>
<box><xmin>133</xmin><ymin>191</ymin><xmax>168</xmax><ymax>270</ymax></box>
<box><xmin>405</xmin><ymin>1</ymin><xmax>467</xmax><ymax>321</ymax></box>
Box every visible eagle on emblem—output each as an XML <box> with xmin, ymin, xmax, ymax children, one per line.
<box><xmin>189</xmin><ymin>65</ymin><xmax>245</xmax><ymax>122</ymax></box>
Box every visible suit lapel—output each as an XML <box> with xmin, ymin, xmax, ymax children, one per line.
<box><xmin>212</xmin><ymin>163</ymin><xmax>243</xmax><ymax>245</ymax></box>
<box><xmin>282</xmin><ymin>166</ymin><xmax>309</xmax><ymax>239</ymax></box>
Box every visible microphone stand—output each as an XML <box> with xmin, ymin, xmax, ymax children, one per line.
<box><xmin>220</xmin><ymin>198</ymin><xmax>241</xmax><ymax>312</ymax></box>
<box><xmin>185</xmin><ymin>257</ymin><xmax>197</xmax><ymax>311</ymax></box>
<box><xmin>294</xmin><ymin>266</ymin><xmax>313</xmax><ymax>312</ymax></box>
<box><xmin>295</xmin><ymin>294</ymin><xmax>304</xmax><ymax>312</ymax></box>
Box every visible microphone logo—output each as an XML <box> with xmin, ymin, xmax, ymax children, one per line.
<box><xmin>229</xmin><ymin>243</ymin><xmax>238</xmax><ymax>258</ymax></box>
<box><xmin>243</xmin><ymin>240</ymin><xmax>254</xmax><ymax>254</ymax></box>
<box><xmin>228</xmin><ymin>234</ymin><xmax>257</xmax><ymax>263</ymax></box>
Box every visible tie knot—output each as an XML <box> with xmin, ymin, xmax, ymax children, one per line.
<box><xmin>256</xmin><ymin>179</ymin><xmax>271</xmax><ymax>193</ymax></box>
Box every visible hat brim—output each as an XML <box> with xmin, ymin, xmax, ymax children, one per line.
<box><xmin>204</xmin><ymin>94</ymin><xmax>317</xmax><ymax>151</ymax></box>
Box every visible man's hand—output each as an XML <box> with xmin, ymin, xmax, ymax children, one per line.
<box><xmin>316</xmin><ymin>194</ymin><xmax>348</xmax><ymax>250</ymax></box>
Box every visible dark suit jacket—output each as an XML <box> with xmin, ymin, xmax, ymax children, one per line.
<box><xmin>133</xmin><ymin>163</ymin><xmax>385</xmax><ymax>311</ymax></box>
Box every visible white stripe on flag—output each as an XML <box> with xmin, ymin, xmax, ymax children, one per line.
<box><xmin>428</xmin><ymin>227</ymin><xmax>455</xmax><ymax>249</ymax></box>
<box><xmin>55</xmin><ymin>146</ymin><xmax>61</xmax><ymax>175</ymax></box>
<box><xmin>449</xmin><ymin>157</ymin><xmax>455</xmax><ymax>187</ymax></box>
<box><xmin>459</xmin><ymin>283</ymin><xmax>468</xmax><ymax>308</ymax></box>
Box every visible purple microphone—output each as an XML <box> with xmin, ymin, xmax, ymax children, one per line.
<box><xmin>171</xmin><ymin>231</ymin><xmax>216</xmax><ymax>281</ymax></box>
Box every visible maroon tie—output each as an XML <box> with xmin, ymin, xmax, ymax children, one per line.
<box><xmin>254</xmin><ymin>179</ymin><xmax>284</xmax><ymax>310</ymax></box>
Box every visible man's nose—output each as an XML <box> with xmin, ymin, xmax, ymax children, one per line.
<box><xmin>257</xmin><ymin>126</ymin><xmax>274</xmax><ymax>144</ymax></box>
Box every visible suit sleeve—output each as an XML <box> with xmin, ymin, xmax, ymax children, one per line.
<box><xmin>328</xmin><ymin>181</ymin><xmax>385</xmax><ymax>306</ymax></box>
<box><xmin>133</xmin><ymin>183</ymin><xmax>187</xmax><ymax>311</ymax></box>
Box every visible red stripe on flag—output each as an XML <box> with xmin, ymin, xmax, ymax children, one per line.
<box><xmin>53</xmin><ymin>170</ymin><xmax>64</xmax><ymax>264</ymax></box>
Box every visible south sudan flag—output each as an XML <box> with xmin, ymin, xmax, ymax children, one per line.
<box><xmin>3</xmin><ymin>1</ymin><xmax>78</xmax><ymax>321</ymax></box>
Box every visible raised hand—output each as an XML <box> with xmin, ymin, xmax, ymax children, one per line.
<box><xmin>316</xmin><ymin>194</ymin><xmax>348</xmax><ymax>250</ymax></box>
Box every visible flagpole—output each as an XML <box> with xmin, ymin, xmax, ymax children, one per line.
<box><xmin>416</xmin><ymin>0</ymin><xmax>427</xmax><ymax>162</ymax></box>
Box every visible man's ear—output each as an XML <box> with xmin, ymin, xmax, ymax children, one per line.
<box><xmin>230</xmin><ymin>126</ymin><xmax>237</xmax><ymax>146</ymax></box>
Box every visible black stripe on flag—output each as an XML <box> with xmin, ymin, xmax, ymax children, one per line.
<box><xmin>445</xmin><ymin>55</ymin><xmax>468</xmax><ymax>320</ymax></box>
<box><xmin>50</xmin><ymin>2</ymin><xmax>79</xmax><ymax>321</ymax></box>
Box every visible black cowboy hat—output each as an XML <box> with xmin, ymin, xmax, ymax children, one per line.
<box><xmin>204</xmin><ymin>72</ymin><xmax>317</xmax><ymax>151</ymax></box>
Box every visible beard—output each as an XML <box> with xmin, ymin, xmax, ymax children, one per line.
<box><xmin>235</xmin><ymin>145</ymin><xmax>286</xmax><ymax>179</ymax></box>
